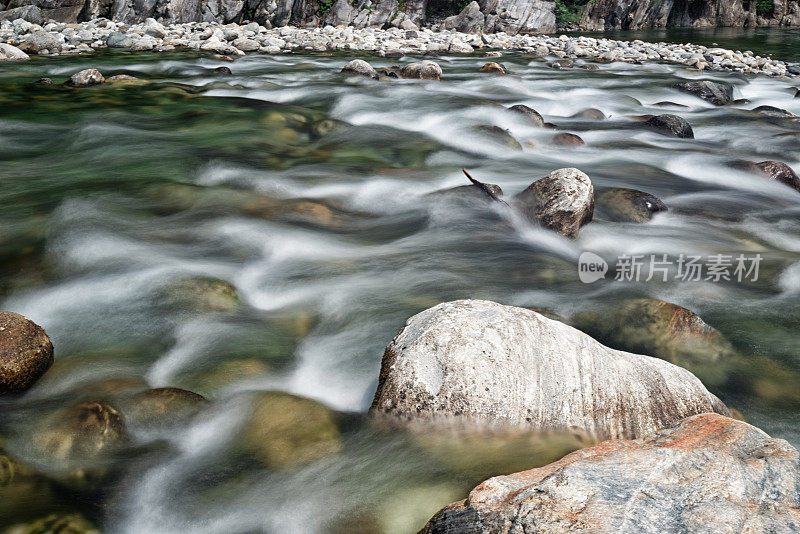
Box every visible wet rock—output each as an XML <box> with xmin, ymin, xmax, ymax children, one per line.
<box><xmin>473</xmin><ymin>125</ymin><xmax>522</xmax><ymax>150</ymax></box>
<box><xmin>551</xmin><ymin>132</ymin><xmax>584</xmax><ymax>146</ymax></box>
<box><xmin>752</xmin><ymin>105</ymin><xmax>796</xmax><ymax>117</ymax></box>
<box><xmin>0</xmin><ymin>43</ymin><xmax>29</xmax><ymax>61</ymax></box>
<box><xmin>35</xmin><ymin>78</ymin><xmax>53</xmax><ymax>85</ymax></box>
<box><xmin>340</xmin><ymin>59</ymin><xmax>378</xmax><ymax>79</ymax></box>
<box><xmin>429</xmin><ymin>182</ymin><xmax>504</xmax><ymax>204</ymax></box>
<box><xmin>478</xmin><ymin>62</ymin><xmax>505</xmax><ymax>74</ymax></box>
<box><xmin>105</xmin><ymin>74</ymin><xmax>148</xmax><ymax>86</ymax></box>
<box><xmin>65</xmin><ymin>69</ymin><xmax>104</xmax><ymax>87</ymax></box>
<box><xmin>595</xmin><ymin>187</ymin><xmax>667</xmax><ymax>222</ymax></box>
<box><xmin>399</xmin><ymin>61</ymin><xmax>442</xmax><ymax>81</ymax></box>
<box><xmin>239</xmin><ymin>391</ymin><xmax>341</xmax><ymax>468</ymax></box>
<box><xmin>653</xmin><ymin>101</ymin><xmax>689</xmax><ymax>108</ymax></box>
<box><xmin>571</xmin><ymin>108</ymin><xmax>605</xmax><ymax>119</ymax></box>
<box><xmin>549</xmin><ymin>58</ymin><xmax>574</xmax><ymax>69</ymax></box>
<box><xmin>579</xmin><ymin>63</ymin><xmax>600</xmax><ymax>70</ymax></box>
<box><xmin>186</xmin><ymin>358</ymin><xmax>270</xmax><ymax>395</ymax></box>
<box><xmin>164</xmin><ymin>276</ymin><xmax>240</xmax><ymax>312</ymax></box>
<box><xmin>211</xmin><ymin>66</ymin><xmax>232</xmax><ymax>75</ymax></box>
<box><xmin>572</xmin><ymin>298</ymin><xmax>735</xmax><ymax>387</ymax></box>
<box><xmin>422</xmin><ymin>413</ymin><xmax>799</xmax><ymax>534</ymax></box>
<box><xmin>370</xmin><ymin>300</ymin><xmax>728</xmax><ymax>439</ymax></box>
<box><xmin>513</xmin><ymin>168</ymin><xmax>594</xmax><ymax>238</ymax></box>
<box><xmin>672</xmin><ymin>80</ymin><xmax>734</xmax><ymax>105</ymax></box>
<box><xmin>0</xmin><ymin>312</ymin><xmax>53</xmax><ymax>395</ymax></box>
<box><xmin>731</xmin><ymin>160</ymin><xmax>800</xmax><ymax>192</ymax></box>
<box><xmin>106</xmin><ymin>31</ymin><xmax>133</xmax><ymax>48</ymax></box>
<box><xmin>125</xmin><ymin>387</ymin><xmax>206</xmax><ymax>429</ymax></box>
<box><xmin>507</xmin><ymin>104</ymin><xmax>543</xmax><ymax>127</ymax></box>
<box><xmin>2</xmin><ymin>513</ymin><xmax>100</xmax><ymax>534</ymax></box>
<box><xmin>644</xmin><ymin>114</ymin><xmax>694</xmax><ymax>139</ymax></box>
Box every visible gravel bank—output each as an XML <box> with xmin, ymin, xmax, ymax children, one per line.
<box><xmin>0</xmin><ymin>17</ymin><xmax>797</xmax><ymax>78</ymax></box>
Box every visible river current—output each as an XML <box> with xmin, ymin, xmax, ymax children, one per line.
<box><xmin>1</xmin><ymin>46</ymin><xmax>799</xmax><ymax>532</ymax></box>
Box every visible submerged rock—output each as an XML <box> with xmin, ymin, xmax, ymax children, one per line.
<box><xmin>239</xmin><ymin>391</ymin><xmax>341</xmax><ymax>469</ymax></box>
<box><xmin>479</xmin><ymin>62</ymin><xmax>506</xmax><ymax>74</ymax></box>
<box><xmin>399</xmin><ymin>61</ymin><xmax>442</xmax><ymax>81</ymax></box>
<box><xmin>125</xmin><ymin>387</ymin><xmax>206</xmax><ymax>429</ymax></box>
<box><xmin>571</xmin><ymin>108</ymin><xmax>606</xmax><ymax>119</ymax></box>
<box><xmin>370</xmin><ymin>300</ymin><xmax>728</xmax><ymax>440</ymax></box>
<box><xmin>513</xmin><ymin>168</ymin><xmax>594</xmax><ymax>238</ymax></box>
<box><xmin>164</xmin><ymin>276</ymin><xmax>240</xmax><ymax>313</ymax></box>
<box><xmin>473</xmin><ymin>125</ymin><xmax>522</xmax><ymax>150</ymax></box>
<box><xmin>0</xmin><ymin>312</ymin><xmax>53</xmax><ymax>394</ymax></box>
<box><xmin>422</xmin><ymin>413</ymin><xmax>800</xmax><ymax>534</ymax></box>
<box><xmin>731</xmin><ymin>160</ymin><xmax>800</xmax><ymax>192</ymax></box>
<box><xmin>0</xmin><ymin>43</ymin><xmax>29</xmax><ymax>61</ymax></box>
<box><xmin>341</xmin><ymin>59</ymin><xmax>378</xmax><ymax>79</ymax></box>
<box><xmin>507</xmin><ymin>104</ymin><xmax>544</xmax><ymax>127</ymax></box>
<box><xmin>572</xmin><ymin>298</ymin><xmax>735</xmax><ymax>387</ymax></box>
<box><xmin>105</xmin><ymin>74</ymin><xmax>148</xmax><ymax>86</ymax></box>
<box><xmin>645</xmin><ymin>114</ymin><xmax>694</xmax><ymax>138</ymax></box>
<box><xmin>672</xmin><ymin>80</ymin><xmax>734</xmax><ymax>105</ymax></box>
<box><xmin>752</xmin><ymin>105</ymin><xmax>796</xmax><ymax>117</ymax></box>
<box><xmin>2</xmin><ymin>513</ymin><xmax>100</xmax><ymax>534</ymax></box>
<box><xmin>595</xmin><ymin>187</ymin><xmax>667</xmax><ymax>222</ymax></box>
<box><xmin>551</xmin><ymin>132</ymin><xmax>585</xmax><ymax>146</ymax></box>
<box><xmin>211</xmin><ymin>66</ymin><xmax>232</xmax><ymax>76</ymax></box>
<box><xmin>65</xmin><ymin>69</ymin><xmax>104</xmax><ymax>87</ymax></box>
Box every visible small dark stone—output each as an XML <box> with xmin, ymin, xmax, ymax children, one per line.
<box><xmin>473</xmin><ymin>125</ymin><xmax>522</xmax><ymax>150</ymax></box>
<box><xmin>752</xmin><ymin>105</ymin><xmax>796</xmax><ymax>117</ymax></box>
<box><xmin>730</xmin><ymin>160</ymin><xmax>800</xmax><ymax>192</ymax></box>
<box><xmin>596</xmin><ymin>188</ymin><xmax>667</xmax><ymax>222</ymax></box>
<box><xmin>672</xmin><ymin>80</ymin><xmax>734</xmax><ymax>105</ymax></box>
<box><xmin>212</xmin><ymin>66</ymin><xmax>232</xmax><ymax>75</ymax></box>
<box><xmin>35</xmin><ymin>77</ymin><xmax>52</xmax><ymax>85</ymax></box>
<box><xmin>570</xmin><ymin>108</ymin><xmax>605</xmax><ymax>120</ymax></box>
<box><xmin>551</xmin><ymin>132</ymin><xmax>585</xmax><ymax>146</ymax></box>
<box><xmin>786</xmin><ymin>63</ymin><xmax>800</xmax><ymax>75</ymax></box>
<box><xmin>653</xmin><ymin>101</ymin><xmax>688</xmax><ymax>108</ymax></box>
<box><xmin>644</xmin><ymin>114</ymin><xmax>694</xmax><ymax>139</ymax></box>
<box><xmin>507</xmin><ymin>104</ymin><xmax>543</xmax><ymax>127</ymax></box>
<box><xmin>549</xmin><ymin>59</ymin><xmax>574</xmax><ymax>69</ymax></box>
<box><xmin>579</xmin><ymin>64</ymin><xmax>599</xmax><ymax>71</ymax></box>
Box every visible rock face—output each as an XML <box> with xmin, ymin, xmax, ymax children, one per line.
<box><xmin>513</xmin><ymin>168</ymin><xmax>594</xmax><ymax>238</ymax></box>
<box><xmin>595</xmin><ymin>187</ymin><xmax>667</xmax><ymax>222</ymax></box>
<box><xmin>0</xmin><ymin>312</ymin><xmax>53</xmax><ymax>394</ymax></box>
<box><xmin>581</xmin><ymin>0</ymin><xmax>800</xmax><ymax>30</ymax></box>
<box><xmin>480</xmin><ymin>0</ymin><xmax>557</xmax><ymax>34</ymax></box>
<box><xmin>370</xmin><ymin>300</ymin><xmax>729</xmax><ymax>440</ymax></box>
<box><xmin>422</xmin><ymin>413</ymin><xmax>800</xmax><ymax>534</ymax></box>
<box><xmin>673</xmin><ymin>80</ymin><xmax>734</xmax><ymax>105</ymax></box>
<box><xmin>645</xmin><ymin>114</ymin><xmax>694</xmax><ymax>138</ymax></box>
<box><xmin>733</xmin><ymin>160</ymin><xmax>800</xmax><ymax>192</ymax></box>
<box><xmin>443</xmin><ymin>1</ymin><xmax>484</xmax><ymax>32</ymax></box>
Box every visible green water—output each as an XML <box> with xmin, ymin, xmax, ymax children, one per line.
<box><xmin>0</xmin><ymin>43</ymin><xmax>799</xmax><ymax>532</ymax></box>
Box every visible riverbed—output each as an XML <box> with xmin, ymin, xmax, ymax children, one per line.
<box><xmin>1</xmin><ymin>48</ymin><xmax>799</xmax><ymax>532</ymax></box>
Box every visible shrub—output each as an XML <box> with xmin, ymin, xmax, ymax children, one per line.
<box><xmin>755</xmin><ymin>0</ymin><xmax>773</xmax><ymax>16</ymax></box>
<box><xmin>554</xmin><ymin>0</ymin><xmax>590</xmax><ymax>24</ymax></box>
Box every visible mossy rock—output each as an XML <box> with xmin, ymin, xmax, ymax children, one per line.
<box><xmin>183</xmin><ymin>358</ymin><xmax>270</xmax><ymax>395</ymax></box>
<box><xmin>0</xmin><ymin>449</ymin><xmax>69</xmax><ymax>523</ymax></box>
<box><xmin>164</xmin><ymin>276</ymin><xmax>240</xmax><ymax>313</ymax></box>
<box><xmin>239</xmin><ymin>391</ymin><xmax>341</xmax><ymax>469</ymax></box>
<box><xmin>1</xmin><ymin>513</ymin><xmax>99</xmax><ymax>534</ymax></box>
<box><xmin>572</xmin><ymin>298</ymin><xmax>735</xmax><ymax>386</ymax></box>
<box><xmin>124</xmin><ymin>387</ymin><xmax>206</xmax><ymax>429</ymax></box>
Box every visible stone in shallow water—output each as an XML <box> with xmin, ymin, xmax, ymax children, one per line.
<box><xmin>421</xmin><ymin>413</ymin><xmax>800</xmax><ymax>534</ymax></box>
<box><xmin>340</xmin><ymin>58</ymin><xmax>378</xmax><ymax>79</ymax></box>
<box><xmin>124</xmin><ymin>387</ymin><xmax>206</xmax><ymax>429</ymax></box>
<box><xmin>595</xmin><ymin>187</ymin><xmax>667</xmax><ymax>222</ymax></box>
<box><xmin>551</xmin><ymin>132</ymin><xmax>584</xmax><ymax>146</ymax></box>
<box><xmin>513</xmin><ymin>167</ymin><xmax>594</xmax><ymax>238</ymax></box>
<box><xmin>507</xmin><ymin>104</ymin><xmax>543</xmax><ymax>127</ymax></box>
<box><xmin>0</xmin><ymin>312</ymin><xmax>53</xmax><ymax>394</ymax></box>
<box><xmin>731</xmin><ymin>160</ymin><xmax>800</xmax><ymax>192</ymax></box>
<box><xmin>473</xmin><ymin>125</ymin><xmax>522</xmax><ymax>150</ymax></box>
<box><xmin>672</xmin><ymin>80</ymin><xmax>734</xmax><ymax>105</ymax></box>
<box><xmin>65</xmin><ymin>68</ymin><xmax>104</xmax><ymax>87</ymax></box>
<box><xmin>399</xmin><ymin>61</ymin><xmax>442</xmax><ymax>81</ymax></box>
<box><xmin>3</xmin><ymin>513</ymin><xmax>99</xmax><ymax>534</ymax></box>
<box><xmin>370</xmin><ymin>300</ymin><xmax>729</xmax><ymax>439</ymax></box>
<box><xmin>644</xmin><ymin>114</ymin><xmax>694</xmax><ymax>138</ymax></box>
<box><xmin>479</xmin><ymin>62</ymin><xmax>506</xmax><ymax>73</ymax></box>
<box><xmin>164</xmin><ymin>276</ymin><xmax>240</xmax><ymax>313</ymax></box>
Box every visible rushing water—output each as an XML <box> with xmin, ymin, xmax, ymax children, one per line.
<box><xmin>1</xmin><ymin>46</ymin><xmax>799</xmax><ymax>533</ymax></box>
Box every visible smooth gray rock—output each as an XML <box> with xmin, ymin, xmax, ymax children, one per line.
<box><xmin>672</xmin><ymin>80</ymin><xmax>734</xmax><ymax>105</ymax></box>
<box><xmin>443</xmin><ymin>1</ymin><xmax>484</xmax><ymax>33</ymax></box>
<box><xmin>507</xmin><ymin>104</ymin><xmax>544</xmax><ymax>126</ymax></box>
<box><xmin>422</xmin><ymin>413</ymin><xmax>800</xmax><ymax>534</ymax></box>
<box><xmin>645</xmin><ymin>114</ymin><xmax>694</xmax><ymax>138</ymax></box>
<box><xmin>513</xmin><ymin>167</ymin><xmax>594</xmax><ymax>238</ymax></box>
<box><xmin>26</xmin><ymin>30</ymin><xmax>62</xmax><ymax>53</ymax></box>
<box><xmin>106</xmin><ymin>31</ymin><xmax>134</xmax><ymax>48</ymax></box>
<box><xmin>370</xmin><ymin>300</ymin><xmax>729</xmax><ymax>439</ymax></box>
<box><xmin>341</xmin><ymin>58</ymin><xmax>378</xmax><ymax>79</ymax></box>
<box><xmin>0</xmin><ymin>5</ymin><xmax>43</xmax><ymax>24</ymax></box>
<box><xmin>0</xmin><ymin>42</ymin><xmax>29</xmax><ymax>61</ymax></box>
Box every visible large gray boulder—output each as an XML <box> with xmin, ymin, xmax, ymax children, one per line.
<box><xmin>513</xmin><ymin>167</ymin><xmax>594</xmax><ymax>238</ymax></box>
<box><xmin>0</xmin><ymin>43</ymin><xmax>29</xmax><ymax>61</ymax></box>
<box><xmin>422</xmin><ymin>413</ymin><xmax>800</xmax><ymax>534</ymax></box>
<box><xmin>370</xmin><ymin>300</ymin><xmax>729</xmax><ymax>440</ymax></box>
<box><xmin>25</xmin><ymin>30</ymin><xmax>63</xmax><ymax>53</ymax></box>
<box><xmin>480</xmin><ymin>0</ymin><xmax>557</xmax><ymax>34</ymax></box>
<box><xmin>0</xmin><ymin>5</ymin><xmax>43</xmax><ymax>24</ymax></box>
<box><xmin>443</xmin><ymin>1</ymin><xmax>485</xmax><ymax>33</ymax></box>
<box><xmin>673</xmin><ymin>80</ymin><xmax>735</xmax><ymax>105</ymax></box>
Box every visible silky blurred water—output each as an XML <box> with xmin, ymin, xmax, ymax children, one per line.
<box><xmin>0</xmin><ymin>48</ymin><xmax>799</xmax><ymax>533</ymax></box>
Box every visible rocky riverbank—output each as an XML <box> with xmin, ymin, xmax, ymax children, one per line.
<box><xmin>0</xmin><ymin>16</ymin><xmax>797</xmax><ymax>77</ymax></box>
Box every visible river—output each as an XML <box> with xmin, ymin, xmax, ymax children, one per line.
<box><xmin>0</xmin><ymin>40</ymin><xmax>799</xmax><ymax>533</ymax></box>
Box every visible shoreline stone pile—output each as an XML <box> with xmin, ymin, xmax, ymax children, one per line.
<box><xmin>0</xmin><ymin>16</ymin><xmax>796</xmax><ymax>78</ymax></box>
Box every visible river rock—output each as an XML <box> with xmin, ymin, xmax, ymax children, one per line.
<box><xmin>551</xmin><ymin>132</ymin><xmax>585</xmax><ymax>146</ymax></box>
<box><xmin>239</xmin><ymin>391</ymin><xmax>341</xmax><ymax>468</ymax></box>
<box><xmin>340</xmin><ymin>59</ymin><xmax>378</xmax><ymax>79</ymax></box>
<box><xmin>164</xmin><ymin>276</ymin><xmax>239</xmax><ymax>312</ymax></box>
<box><xmin>572</xmin><ymin>298</ymin><xmax>735</xmax><ymax>387</ymax></box>
<box><xmin>595</xmin><ymin>187</ymin><xmax>667</xmax><ymax>222</ymax></box>
<box><xmin>0</xmin><ymin>43</ymin><xmax>29</xmax><ymax>61</ymax></box>
<box><xmin>645</xmin><ymin>113</ymin><xmax>694</xmax><ymax>138</ymax></box>
<box><xmin>370</xmin><ymin>300</ymin><xmax>729</xmax><ymax>439</ymax></box>
<box><xmin>143</xmin><ymin>17</ymin><xmax>167</xmax><ymax>38</ymax></box>
<box><xmin>106</xmin><ymin>31</ymin><xmax>134</xmax><ymax>48</ymax></box>
<box><xmin>3</xmin><ymin>513</ymin><xmax>100</xmax><ymax>534</ymax></box>
<box><xmin>473</xmin><ymin>125</ymin><xmax>522</xmax><ymax>150</ymax></box>
<box><xmin>571</xmin><ymin>108</ymin><xmax>606</xmax><ymax>119</ymax></box>
<box><xmin>732</xmin><ymin>160</ymin><xmax>800</xmax><ymax>192</ymax></box>
<box><xmin>513</xmin><ymin>168</ymin><xmax>594</xmax><ymax>238</ymax></box>
<box><xmin>507</xmin><ymin>104</ymin><xmax>543</xmax><ymax>127</ymax></box>
<box><xmin>399</xmin><ymin>61</ymin><xmax>442</xmax><ymax>81</ymax></box>
<box><xmin>752</xmin><ymin>105</ymin><xmax>797</xmax><ymax>117</ymax></box>
<box><xmin>65</xmin><ymin>69</ymin><xmax>105</xmax><ymax>87</ymax></box>
<box><xmin>25</xmin><ymin>30</ymin><xmax>62</xmax><ymax>53</ymax></box>
<box><xmin>672</xmin><ymin>80</ymin><xmax>734</xmax><ymax>105</ymax></box>
<box><xmin>125</xmin><ymin>387</ymin><xmax>206</xmax><ymax>428</ymax></box>
<box><xmin>481</xmin><ymin>0</ymin><xmax>556</xmax><ymax>34</ymax></box>
<box><xmin>479</xmin><ymin>62</ymin><xmax>506</xmax><ymax>74</ymax></box>
<box><xmin>443</xmin><ymin>1</ymin><xmax>484</xmax><ymax>33</ymax></box>
<box><xmin>0</xmin><ymin>312</ymin><xmax>53</xmax><ymax>394</ymax></box>
<box><xmin>421</xmin><ymin>413</ymin><xmax>800</xmax><ymax>534</ymax></box>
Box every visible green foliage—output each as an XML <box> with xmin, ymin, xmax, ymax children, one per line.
<box><xmin>755</xmin><ymin>0</ymin><xmax>773</xmax><ymax>16</ymax></box>
<box><xmin>318</xmin><ymin>0</ymin><xmax>335</xmax><ymax>18</ymax></box>
<box><xmin>554</xmin><ymin>0</ymin><xmax>589</xmax><ymax>23</ymax></box>
<box><xmin>426</xmin><ymin>0</ymin><xmax>472</xmax><ymax>18</ymax></box>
